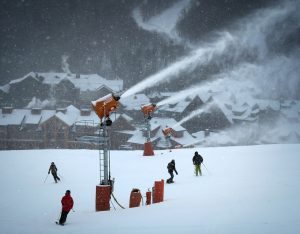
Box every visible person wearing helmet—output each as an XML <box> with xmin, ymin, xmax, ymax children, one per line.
<box><xmin>57</xmin><ymin>190</ymin><xmax>74</xmax><ymax>225</ymax></box>
<box><xmin>48</xmin><ymin>162</ymin><xmax>60</xmax><ymax>183</ymax></box>
<box><xmin>192</xmin><ymin>151</ymin><xmax>203</xmax><ymax>176</ymax></box>
<box><xmin>166</xmin><ymin>159</ymin><xmax>178</xmax><ymax>183</ymax></box>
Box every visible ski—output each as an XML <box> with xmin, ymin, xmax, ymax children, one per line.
<box><xmin>55</xmin><ymin>221</ymin><xmax>64</xmax><ymax>226</ymax></box>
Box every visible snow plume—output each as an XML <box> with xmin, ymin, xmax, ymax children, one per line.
<box><xmin>132</xmin><ymin>0</ymin><xmax>192</xmax><ymax>43</ymax></box>
<box><xmin>61</xmin><ymin>54</ymin><xmax>71</xmax><ymax>74</ymax></box>
<box><xmin>123</xmin><ymin>0</ymin><xmax>299</xmax><ymax>99</ymax></box>
<box><xmin>26</xmin><ymin>97</ymin><xmax>53</xmax><ymax>109</ymax></box>
<box><xmin>204</xmin><ymin>117</ymin><xmax>300</xmax><ymax>146</ymax></box>
<box><xmin>122</xmin><ymin>32</ymin><xmax>233</xmax><ymax>98</ymax></box>
<box><xmin>172</xmin><ymin>102</ymin><xmax>214</xmax><ymax>129</ymax></box>
<box><xmin>210</xmin><ymin>0</ymin><xmax>300</xmax><ymax>100</ymax></box>
<box><xmin>207</xmin><ymin>55</ymin><xmax>300</xmax><ymax>100</ymax></box>
<box><xmin>157</xmin><ymin>85</ymin><xmax>203</xmax><ymax>107</ymax></box>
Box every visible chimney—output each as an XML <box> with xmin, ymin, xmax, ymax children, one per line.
<box><xmin>80</xmin><ymin>109</ymin><xmax>91</xmax><ymax>116</ymax></box>
<box><xmin>2</xmin><ymin>107</ymin><xmax>13</xmax><ymax>114</ymax></box>
<box><xmin>31</xmin><ymin>108</ymin><xmax>42</xmax><ymax>115</ymax></box>
<box><xmin>56</xmin><ymin>108</ymin><xmax>67</xmax><ymax>114</ymax></box>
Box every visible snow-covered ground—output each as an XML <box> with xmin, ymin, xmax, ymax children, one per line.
<box><xmin>0</xmin><ymin>144</ymin><xmax>299</xmax><ymax>234</ymax></box>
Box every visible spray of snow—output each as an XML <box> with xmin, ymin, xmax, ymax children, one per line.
<box><xmin>123</xmin><ymin>1</ymin><xmax>299</xmax><ymax>99</ymax></box>
<box><xmin>172</xmin><ymin>102</ymin><xmax>213</xmax><ymax>129</ymax></box>
<box><xmin>61</xmin><ymin>54</ymin><xmax>71</xmax><ymax>74</ymax></box>
<box><xmin>122</xmin><ymin>32</ymin><xmax>233</xmax><ymax>98</ymax></box>
<box><xmin>26</xmin><ymin>97</ymin><xmax>54</xmax><ymax>109</ymax></box>
<box><xmin>132</xmin><ymin>0</ymin><xmax>192</xmax><ymax>43</ymax></box>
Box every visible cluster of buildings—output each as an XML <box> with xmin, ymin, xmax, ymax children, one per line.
<box><xmin>1</xmin><ymin>72</ymin><xmax>300</xmax><ymax>150</ymax></box>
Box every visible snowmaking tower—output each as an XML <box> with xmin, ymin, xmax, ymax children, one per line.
<box><xmin>91</xmin><ymin>93</ymin><xmax>120</xmax><ymax>211</ymax></box>
<box><xmin>141</xmin><ymin>103</ymin><xmax>156</xmax><ymax>156</ymax></box>
<box><xmin>162</xmin><ymin>127</ymin><xmax>175</xmax><ymax>151</ymax></box>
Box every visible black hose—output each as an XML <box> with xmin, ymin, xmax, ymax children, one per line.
<box><xmin>111</xmin><ymin>193</ymin><xmax>125</xmax><ymax>209</ymax></box>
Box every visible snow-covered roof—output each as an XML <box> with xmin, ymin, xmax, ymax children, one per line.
<box><xmin>9</xmin><ymin>72</ymin><xmax>123</xmax><ymax>93</ymax></box>
<box><xmin>210</xmin><ymin>100</ymin><xmax>234</xmax><ymax>124</ymax></box>
<box><xmin>75</xmin><ymin>112</ymin><xmax>100</xmax><ymax>126</ymax></box>
<box><xmin>9</xmin><ymin>72</ymin><xmax>39</xmax><ymax>85</ymax></box>
<box><xmin>54</xmin><ymin>105</ymin><xmax>80</xmax><ymax>126</ymax></box>
<box><xmin>160</xmin><ymin>99</ymin><xmax>190</xmax><ymax>113</ymax></box>
<box><xmin>120</xmin><ymin>94</ymin><xmax>150</xmax><ymax>111</ymax></box>
<box><xmin>151</xmin><ymin>117</ymin><xmax>185</xmax><ymax>131</ymax></box>
<box><xmin>40</xmin><ymin>110</ymin><xmax>56</xmax><ymax>123</ymax></box>
<box><xmin>115</xmin><ymin>113</ymin><xmax>133</xmax><ymax>122</ymax></box>
<box><xmin>0</xmin><ymin>109</ymin><xmax>26</xmax><ymax>125</ymax></box>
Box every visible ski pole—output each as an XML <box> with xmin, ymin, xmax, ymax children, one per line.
<box><xmin>44</xmin><ymin>173</ymin><xmax>49</xmax><ymax>183</ymax></box>
<box><xmin>202</xmin><ymin>163</ymin><xmax>211</xmax><ymax>175</ymax></box>
<box><xmin>58</xmin><ymin>173</ymin><xmax>64</xmax><ymax>179</ymax></box>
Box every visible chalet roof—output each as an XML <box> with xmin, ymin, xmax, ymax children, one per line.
<box><xmin>9</xmin><ymin>72</ymin><xmax>40</xmax><ymax>85</ymax></box>
<box><xmin>75</xmin><ymin>112</ymin><xmax>100</xmax><ymax>126</ymax></box>
<box><xmin>209</xmin><ymin>99</ymin><xmax>234</xmax><ymax>124</ymax></box>
<box><xmin>0</xmin><ymin>108</ymin><xmax>56</xmax><ymax>126</ymax></box>
<box><xmin>8</xmin><ymin>72</ymin><xmax>123</xmax><ymax>93</ymax></box>
<box><xmin>120</xmin><ymin>94</ymin><xmax>150</xmax><ymax>111</ymax></box>
<box><xmin>23</xmin><ymin>111</ymin><xmax>42</xmax><ymax>125</ymax></box>
<box><xmin>0</xmin><ymin>109</ymin><xmax>26</xmax><ymax>125</ymax></box>
<box><xmin>40</xmin><ymin>110</ymin><xmax>56</xmax><ymax>123</ymax></box>
<box><xmin>115</xmin><ymin>113</ymin><xmax>133</xmax><ymax>122</ymax></box>
<box><xmin>159</xmin><ymin>99</ymin><xmax>190</xmax><ymax>113</ymax></box>
<box><xmin>42</xmin><ymin>72</ymin><xmax>123</xmax><ymax>92</ymax></box>
<box><xmin>54</xmin><ymin>105</ymin><xmax>80</xmax><ymax>126</ymax></box>
<box><xmin>151</xmin><ymin>117</ymin><xmax>185</xmax><ymax>131</ymax></box>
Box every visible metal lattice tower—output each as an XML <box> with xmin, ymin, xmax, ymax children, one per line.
<box><xmin>145</xmin><ymin>118</ymin><xmax>151</xmax><ymax>142</ymax></box>
<box><xmin>98</xmin><ymin>123</ymin><xmax>111</xmax><ymax>185</ymax></box>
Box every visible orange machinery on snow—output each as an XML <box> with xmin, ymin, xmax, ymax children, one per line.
<box><xmin>141</xmin><ymin>103</ymin><xmax>156</xmax><ymax>119</ymax></box>
<box><xmin>91</xmin><ymin>93</ymin><xmax>120</xmax><ymax>212</ymax></box>
<box><xmin>91</xmin><ymin>93</ymin><xmax>120</xmax><ymax>125</ymax></box>
<box><xmin>162</xmin><ymin>127</ymin><xmax>174</xmax><ymax>138</ymax></box>
<box><xmin>141</xmin><ymin>103</ymin><xmax>156</xmax><ymax>156</ymax></box>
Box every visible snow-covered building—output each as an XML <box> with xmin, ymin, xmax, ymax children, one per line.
<box><xmin>2</xmin><ymin>72</ymin><xmax>123</xmax><ymax>108</ymax></box>
<box><xmin>0</xmin><ymin>105</ymin><xmax>134</xmax><ymax>150</ymax></box>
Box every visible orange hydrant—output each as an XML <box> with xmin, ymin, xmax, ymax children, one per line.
<box><xmin>146</xmin><ymin>190</ymin><xmax>152</xmax><ymax>205</ymax></box>
<box><xmin>129</xmin><ymin>188</ymin><xmax>142</xmax><ymax>208</ymax></box>
<box><xmin>152</xmin><ymin>179</ymin><xmax>164</xmax><ymax>203</ymax></box>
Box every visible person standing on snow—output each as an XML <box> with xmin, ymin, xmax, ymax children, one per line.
<box><xmin>57</xmin><ymin>190</ymin><xmax>74</xmax><ymax>225</ymax></box>
<box><xmin>48</xmin><ymin>162</ymin><xmax>60</xmax><ymax>183</ymax></box>
<box><xmin>192</xmin><ymin>151</ymin><xmax>203</xmax><ymax>176</ymax></box>
<box><xmin>167</xmin><ymin>159</ymin><xmax>178</xmax><ymax>183</ymax></box>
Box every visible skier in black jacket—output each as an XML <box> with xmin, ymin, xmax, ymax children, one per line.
<box><xmin>192</xmin><ymin>151</ymin><xmax>203</xmax><ymax>176</ymax></box>
<box><xmin>48</xmin><ymin>162</ymin><xmax>60</xmax><ymax>183</ymax></box>
<box><xmin>167</xmin><ymin>159</ymin><xmax>178</xmax><ymax>183</ymax></box>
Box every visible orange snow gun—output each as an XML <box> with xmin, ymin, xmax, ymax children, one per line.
<box><xmin>162</xmin><ymin>127</ymin><xmax>174</xmax><ymax>138</ymax></box>
<box><xmin>141</xmin><ymin>103</ymin><xmax>156</xmax><ymax>119</ymax></box>
<box><xmin>91</xmin><ymin>93</ymin><xmax>120</xmax><ymax>122</ymax></box>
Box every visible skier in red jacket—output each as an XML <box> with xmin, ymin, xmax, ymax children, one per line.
<box><xmin>58</xmin><ymin>190</ymin><xmax>74</xmax><ymax>225</ymax></box>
